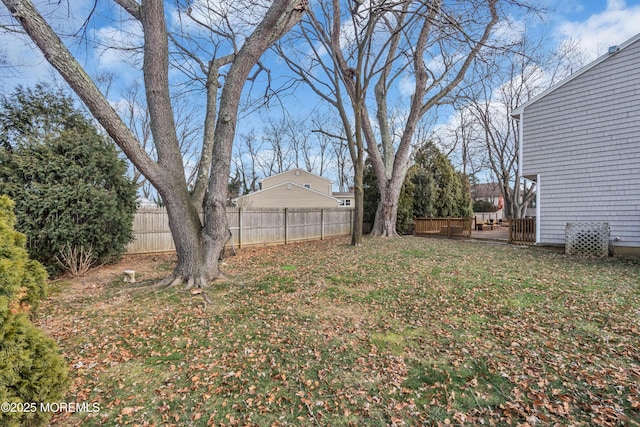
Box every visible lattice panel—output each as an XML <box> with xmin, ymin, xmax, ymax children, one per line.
<box><xmin>565</xmin><ymin>222</ymin><xmax>610</xmax><ymax>257</ymax></box>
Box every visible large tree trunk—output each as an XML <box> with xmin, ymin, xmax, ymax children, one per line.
<box><xmin>173</xmin><ymin>0</ymin><xmax>308</xmax><ymax>287</ymax></box>
<box><xmin>370</xmin><ymin>180</ymin><xmax>402</xmax><ymax>237</ymax></box>
<box><xmin>2</xmin><ymin>0</ymin><xmax>306</xmax><ymax>292</ymax></box>
<box><xmin>164</xmin><ymin>196</ymin><xmax>208</xmax><ymax>282</ymax></box>
<box><xmin>368</xmin><ymin>1</ymin><xmax>497</xmax><ymax>238</ymax></box>
<box><xmin>351</xmin><ymin>154</ymin><xmax>364</xmax><ymax>246</ymax></box>
<box><xmin>160</xmin><ymin>183</ymin><xmax>226</xmax><ymax>289</ymax></box>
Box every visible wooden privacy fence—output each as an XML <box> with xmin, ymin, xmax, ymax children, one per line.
<box><xmin>127</xmin><ymin>207</ymin><xmax>354</xmax><ymax>254</ymax></box>
<box><xmin>509</xmin><ymin>218</ymin><xmax>536</xmax><ymax>245</ymax></box>
<box><xmin>414</xmin><ymin>217</ymin><xmax>473</xmax><ymax>238</ymax></box>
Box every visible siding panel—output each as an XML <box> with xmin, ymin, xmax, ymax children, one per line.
<box><xmin>236</xmin><ymin>183</ymin><xmax>340</xmax><ymax>208</ymax></box>
<box><xmin>522</xmin><ymin>37</ymin><xmax>640</xmax><ymax>248</ymax></box>
<box><xmin>261</xmin><ymin>169</ymin><xmax>333</xmax><ymax>195</ymax></box>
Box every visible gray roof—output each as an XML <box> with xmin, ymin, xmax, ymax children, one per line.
<box><xmin>472</xmin><ymin>183</ymin><xmax>502</xmax><ymax>199</ymax></box>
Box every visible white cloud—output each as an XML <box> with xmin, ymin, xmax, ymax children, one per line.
<box><xmin>112</xmin><ymin>97</ymin><xmax>146</xmax><ymax>123</ymax></box>
<box><xmin>92</xmin><ymin>20</ymin><xmax>144</xmax><ymax>71</ymax></box>
<box><xmin>0</xmin><ymin>0</ymin><xmax>94</xmax><ymax>88</ymax></box>
<box><xmin>0</xmin><ymin>33</ymin><xmax>52</xmax><ymax>86</ymax></box>
<box><xmin>398</xmin><ymin>74</ymin><xmax>415</xmax><ymax>98</ymax></box>
<box><xmin>556</xmin><ymin>0</ymin><xmax>640</xmax><ymax>60</ymax></box>
<box><xmin>0</xmin><ymin>0</ymin><xmax>144</xmax><ymax>90</ymax></box>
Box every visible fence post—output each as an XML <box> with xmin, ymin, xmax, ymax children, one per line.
<box><xmin>321</xmin><ymin>209</ymin><xmax>325</xmax><ymax>240</ymax></box>
<box><xmin>508</xmin><ymin>218</ymin><xmax>512</xmax><ymax>243</ymax></box>
<box><xmin>284</xmin><ymin>208</ymin><xmax>288</xmax><ymax>245</ymax></box>
<box><xmin>447</xmin><ymin>217</ymin><xmax>451</xmax><ymax>238</ymax></box>
<box><xmin>238</xmin><ymin>207</ymin><xmax>243</xmax><ymax>249</ymax></box>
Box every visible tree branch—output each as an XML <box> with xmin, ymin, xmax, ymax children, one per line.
<box><xmin>113</xmin><ymin>0</ymin><xmax>141</xmax><ymax>21</ymax></box>
<box><xmin>2</xmin><ymin>0</ymin><xmax>160</xmax><ymax>186</ymax></box>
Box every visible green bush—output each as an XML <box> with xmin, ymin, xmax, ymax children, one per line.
<box><xmin>0</xmin><ymin>196</ymin><xmax>69</xmax><ymax>427</ymax></box>
<box><xmin>0</xmin><ymin>85</ymin><xmax>138</xmax><ymax>275</ymax></box>
<box><xmin>473</xmin><ymin>199</ymin><xmax>497</xmax><ymax>212</ymax></box>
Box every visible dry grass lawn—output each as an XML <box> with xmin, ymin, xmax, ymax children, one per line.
<box><xmin>39</xmin><ymin>236</ymin><xmax>640</xmax><ymax>426</ymax></box>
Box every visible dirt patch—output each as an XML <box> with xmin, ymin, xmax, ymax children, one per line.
<box><xmin>50</xmin><ymin>252</ymin><xmax>177</xmax><ymax>293</ymax></box>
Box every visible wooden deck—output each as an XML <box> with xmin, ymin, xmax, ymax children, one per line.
<box><xmin>509</xmin><ymin>218</ymin><xmax>536</xmax><ymax>245</ymax></box>
<box><xmin>414</xmin><ymin>218</ymin><xmax>472</xmax><ymax>238</ymax></box>
<box><xmin>471</xmin><ymin>226</ymin><xmax>509</xmax><ymax>241</ymax></box>
<box><xmin>414</xmin><ymin>218</ymin><xmax>535</xmax><ymax>245</ymax></box>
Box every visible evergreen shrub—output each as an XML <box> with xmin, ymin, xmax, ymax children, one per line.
<box><xmin>0</xmin><ymin>196</ymin><xmax>69</xmax><ymax>427</ymax></box>
<box><xmin>0</xmin><ymin>85</ymin><xmax>138</xmax><ymax>275</ymax></box>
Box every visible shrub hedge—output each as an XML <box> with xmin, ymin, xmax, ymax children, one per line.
<box><xmin>0</xmin><ymin>196</ymin><xmax>69</xmax><ymax>427</ymax></box>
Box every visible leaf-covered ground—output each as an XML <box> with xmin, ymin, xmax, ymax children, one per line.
<box><xmin>39</xmin><ymin>236</ymin><xmax>640</xmax><ymax>426</ymax></box>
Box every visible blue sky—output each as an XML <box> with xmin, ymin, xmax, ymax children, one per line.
<box><xmin>2</xmin><ymin>0</ymin><xmax>640</xmax><ymax>189</ymax></box>
<box><xmin>552</xmin><ymin>0</ymin><xmax>640</xmax><ymax>59</ymax></box>
<box><xmin>3</xmin><ymin>0</ymin><xmax>640</xmax><ymax>97</ymax></box>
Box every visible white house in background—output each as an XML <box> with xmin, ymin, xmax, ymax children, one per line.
<box><xmin>512</xmin><ymin>33</ymin><xmax>640</xmax><ymax>256</ymax></box>
<box><xmin>137</xmin><ymin>196</ymin><xmax>159</xmax><ymax>209</ymax></box>
<box><xmin>234</xmin><ymin>168</ymin><xmax>354</xmax><ymax>209</ymax></box>
<box><xmin>333</xmin><ymin>191</ymin><xmax>355</xmax><ymax>207</ymax></box>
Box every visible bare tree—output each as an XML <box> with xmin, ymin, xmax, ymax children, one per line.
<box><xmin>441</xmin><ymin>107</ymin><xmax>486</xmax><ymax>178</ymax></box>
<box><xmin>330</xmin><ymin>138</ymin><xmax>353</xmax><ymax>192</ymax></box>
<box><xmin>462</xmin><ymin>35</ymin><xmax>584</xmax><ymax>218</ymax></box>
<box><xmin>262</xmin><ymin>116</ymin><xmax>293</xmax><ymax>174</ymax></box>
<box><xmin>231</xmin><ymin>114</ymin><xmax>337</xmax><ymax>195</ymax></box>
<box><xmin>267</xmin><ymin>114</ymin><xmax>333</xmax><ymax>176</ymax></box>
<box><xmin>311</xmin><ymin>115</ymin><xmax>354</xmax><ymax>191</ymax></box>
<box><xmin>0</xmin><ymin>40</ymin><xmax>19</xmax><ymax>83</ymax></box>
<box><xmin>233</xmin><ymin>130</ymin><xmax>263</xmax><ymax>195</ymax></box>
<box><xmin>279</xmin><ymin>0</ymin><xmax>528</xmax><ymax>237</ymax></box>
<box><xmin>2</xmin><ymin>0</ymin><xmax>307</xmax><ymax>292</ymax></box>
<box><xmin>284</xmin><ymin>115</ymin><xmax>319</xmax><ymax>173</ymax></box>
<box><xmin>276</xmin><ymin>0</ymin><xmax>374</xmax><ymax>245</ymax></box>
<box><xmin>306</xmin><ymin>117</ymin><xmax>332</xmax><ymax>176</ymax></box>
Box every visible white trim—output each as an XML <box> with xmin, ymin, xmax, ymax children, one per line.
<box><xmin>517</xmin><ymin>111</ymin><xmax>524</xmax><ymax>178</ymax></box>
<box><xmin>535</xmin><ymin>174</ymin><xmax>540</xmax><ymax>245</ymax></box>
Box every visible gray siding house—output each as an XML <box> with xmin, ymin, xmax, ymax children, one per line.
<box><xmin>513</xmin><ymin>33</ymin><xmax>640</xmax><ymax>256</ymax></box>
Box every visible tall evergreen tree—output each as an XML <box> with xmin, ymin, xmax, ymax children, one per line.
<box><xmin>413</xmin><ymin>142</ymin><xmax>472</xmax><ymax>218</ymax></box>
<box><xmin>408</xmin><ymin>165</ymin><xmax>435</xmax><ymax>218</ymax></box>
<box><xmin>364</xmin><ymin>142</ymin><xmax>472</xmax><ymax>234</ymax></box>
